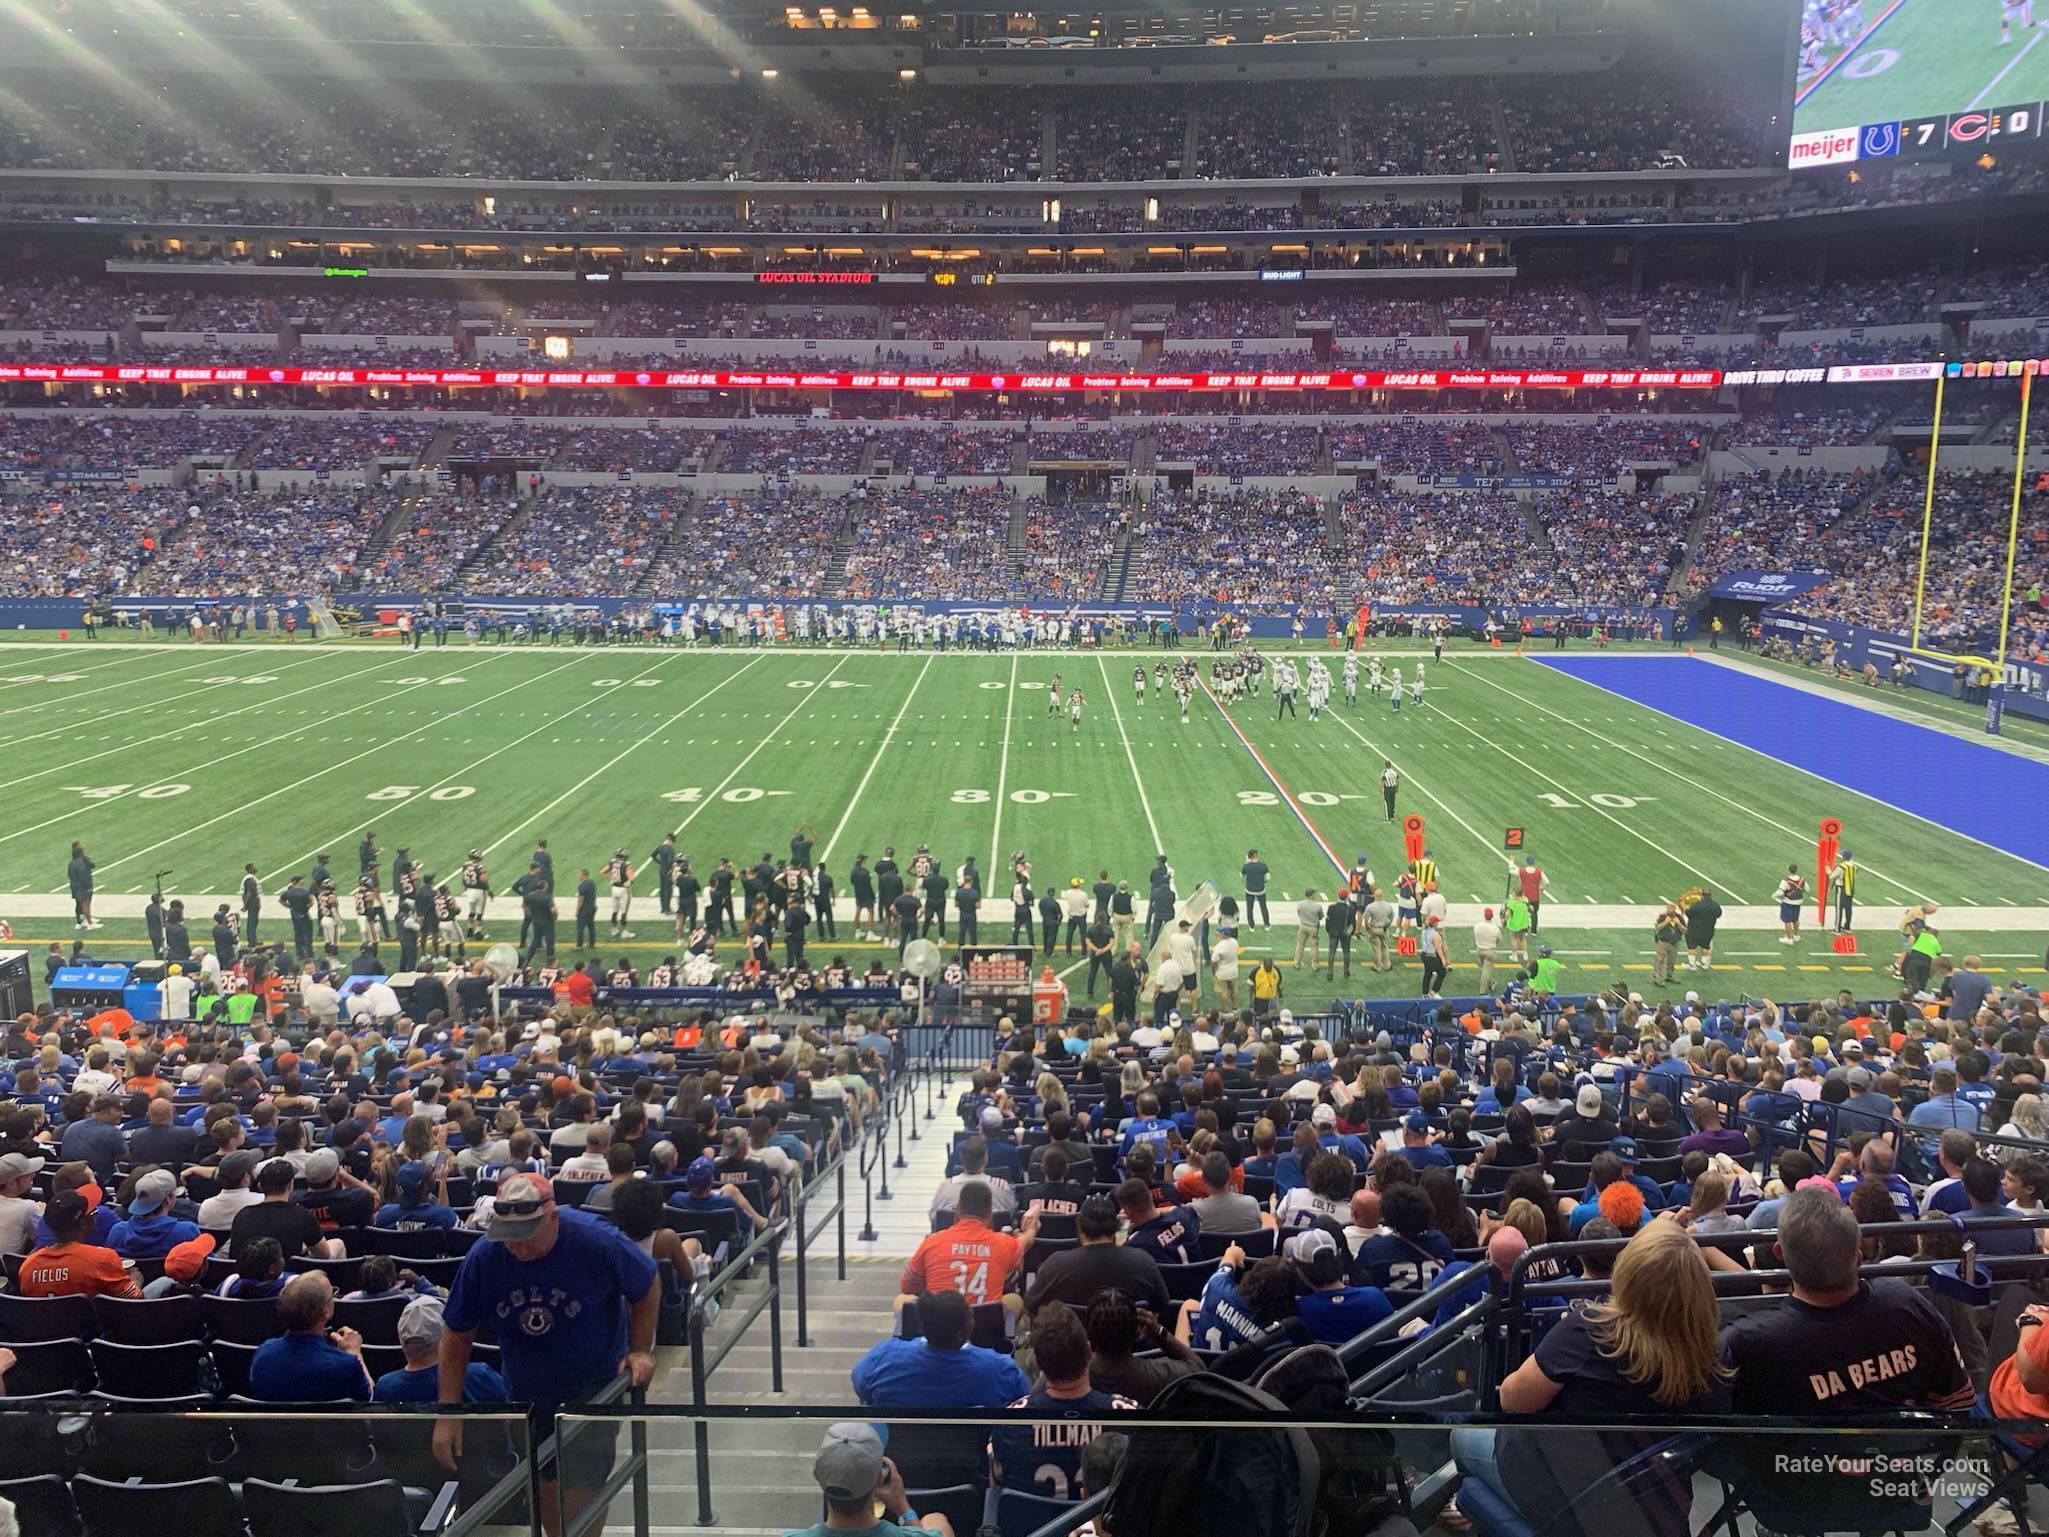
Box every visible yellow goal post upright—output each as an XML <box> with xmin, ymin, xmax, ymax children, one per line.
<box><xmin>1904</xmin><ymin>367</ymin><xmax>2031</xmax><ymax>734</ymax></box>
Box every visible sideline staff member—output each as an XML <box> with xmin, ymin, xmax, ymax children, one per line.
<box><xmin>434</xmin><ymin>1173</ymin><xmax>659</xmax><ymax>1537</ymax></box>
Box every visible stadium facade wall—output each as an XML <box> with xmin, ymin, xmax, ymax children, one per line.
<box><xmin>0</xmin><ymin>597</ymin><xmax>1678</xmax><ymax>639</ymax></box>
<box><xmin>1758</xmin><ymin>612</ymin><xmax>2049</xmax><ymax>723</ymax></box>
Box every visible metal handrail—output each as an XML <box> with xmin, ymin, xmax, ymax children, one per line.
<box><xmin>685</xmin><ymin>1215</ymin><xmax>789</xmax><ymax>1525</ymax></box>
<box><xmin>791</xmin><ymin>1144</ymin><xmax>849</xmax><ymax>1348</ymax></box>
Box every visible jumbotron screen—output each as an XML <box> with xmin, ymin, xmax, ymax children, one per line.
<box><xmin>1791</xmin><ymin>0</ymin><xmax>2049</xmax><ymax>165</ymax></box>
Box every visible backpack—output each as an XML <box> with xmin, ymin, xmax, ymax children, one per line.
<box><xmin>1103</xmin><ymin>1372</ymin><xmax>1318</xmax><ymax>1537</ymax></box>
<box><xmin>1257</xmin><ymin>1344</ymin><xmax>1416</xmax><ymax>1537</ymax></box>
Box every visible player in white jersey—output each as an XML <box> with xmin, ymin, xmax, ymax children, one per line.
<box><xmin>1048</xmin><ymin>673</ymin><xmax>1063</xmax><ymax>715</ymax></box>
<box><xmin>1412</xmin><ymin>663</ymin><xmax>1426</xmax><ymax>707</ymax></box>
<box><xmin>1368</xmin><ymin>656</ymin><xmax>1384</xmax><ymax>695</ymax></box>
<box><xmin>2004</xmin><ymin>0</ymin><xmax>2036</xmax><ymax>43</ymax></box>
<box><xmin>1306</xmin><ymin>667</ymin><xmax>1329</xmax><ymax>721</ymax></box>
<box><xmin>1069</xmin><ymin>687</ymin><xmax>1085</xmax><ymax>730</ymax></box>
<box><xmin>1342</xmin><ymin>653</ymin><xmax>1359</xmax><ymax>704</ymax></box>
<box><xmin>1390</xmin><ymin>669</ymin><xmax>1403</xmax><ymax>713</ymax></box>
<box><xmin>1432</xmin><ymin>629</ymin><xmax>1445</xmax><ymax>663</ymax></box>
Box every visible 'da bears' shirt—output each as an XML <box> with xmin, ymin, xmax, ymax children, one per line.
<box><xmin>991</xmin><ymin>1387</ymin><xmax>1139</xmax><ymax>1501</ymax></box>
<box><xmin>1719</xmin><ymin>1280</ymin><xmax>1974</xmax><ymax>1415</ymax></box>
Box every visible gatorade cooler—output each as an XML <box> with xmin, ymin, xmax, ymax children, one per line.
<box><xmin>1032</xmin><ymin>966</ymin><xmax>1068</xmax><ymax>1027</ymax></box>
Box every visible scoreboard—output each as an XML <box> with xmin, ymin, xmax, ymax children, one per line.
<box><xmin>1789</xmin><ymin>102</ymin><xmax>2048</xmax><ymax>167</ymax></box>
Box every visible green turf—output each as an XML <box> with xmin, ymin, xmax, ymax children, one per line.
<box><xmin>1798</xmin><ymin>0</ymin><xmax>2049</xmax><ymax>134</ymax></box>
<box><xmin>0</xmin><ymin>638</ymin><xmax>2041</xmax><ymax>1011</ymax></box>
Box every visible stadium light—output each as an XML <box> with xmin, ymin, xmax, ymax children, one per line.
<box><xmin>762</xmin><ymin>67</ymin><xmax>780</xmax><ymax>78</ymax></box>
<box><xmin>899</xmin><ymin>67</ymin><xmax>916</xmax><ymax>78</ymax></box>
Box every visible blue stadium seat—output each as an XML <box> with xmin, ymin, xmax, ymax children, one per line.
<box><xmin>72</xmin><ymin>1473</ymin><xmax>242</xmax><ymax>1537</ymax></box>
<box><xmin>93</xmin><ymin>1293</ymin><xmax>202</xmax><ymax>1345</ymax></box>
<box><xmin>0</xmin><ymin>1290</ymin><xmax>98</xmax><ymax>1342</ymax></box>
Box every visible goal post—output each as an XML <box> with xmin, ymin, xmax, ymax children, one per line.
<box><xmin>1907</xmin><ymin>369</ymin><xmax>2031</xmax><ymax>732</ymax></box>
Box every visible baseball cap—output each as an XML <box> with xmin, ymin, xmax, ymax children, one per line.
<box><xmin>1310</xmin><ymin>1103</ymin><xmax>1337</xmax><ymax>1128</ymax></box>
<box><xmin>217</xmin><ymin>1150</ymin><xmax>262</xmax><ymax>1186</ymax></box>
<box><xmin>813</xmin><ymin>1422</ymin><xmax>885</xmax><ymax>1503</ymax></box>
<box><xmin>1609</xmin><ymin>1137</ymin><xmax>1641</xmax><ymax>1164</ymax></box>
<box><xmin>1845</xmin><ymin>1066</ymin><xmax>1873</xmax><ymax>1090</ymax></box>
<box><xmin>396</xmin><ymin>1163</ymin><xmax>430</xmax><ymax>1203</ymax></box>
<box><xmin>685</xmin><ymin>1155</ymin><xmax>718</xmax><ymax>1191</ymax></box>
<box><xmin>302</xmin><ymin>1148</ymin><xmax>340</xmax><ymax>1185</ymax></box>
<box><xmin>127</xmin><ymin>1167</ymin><xmax>176</xmax><ymax>1216</ymax></box>
<box><xmin>1575</xmin><ymin>1084</ymin><xmax>1605</xmax><ymax>1116</ymax></box>
<box><xmin>485</xmin><ymin>1172</ymin><xmax>555</xmax><ymax>1243</ymax></box>
<box><xmin>1402</xmin><ymin>1109</ymin><xmax>1431</xmax><ymax>1134</ymax></box>
<box><xmin>0</xmin><ymin>1151</ymin><xmax>47</xmax><ymax>1183</ymax></box>
<box><xmin>1285</xmin><ymin>1228</ymin><xmax>1338</xmax><ymax>1265</ymax></box>
<box><xmin>163</xmin><ymin>1232</ymin><xmax>215</xmax><ymax>1283</ymax></box>
<box><xmin>398</xmin><ymin>1295</ymin><xmax>448</xmax><ymax>1350</ymax></box>
<box><xmin>1684</xmin><ymin>990</ymin><xmax>1700</xmax><ymax>1005</ymax></box>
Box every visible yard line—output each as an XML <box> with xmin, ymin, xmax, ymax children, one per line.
<box><xmin>88</xmin><ymin>651</ymin><xmax>557</xmax><ymax>883</ymax></box>
<box><xmin>668</xmin><ymin>654</ymin><xmax>854</xmax><ymax>841</ymax></box>
<box><xmin>988</xmin><ymin>655</ymin><xmax>1020</xmax><ymax>874</ymax></box>
<box><xmin>1540</xmin><ymin>663</ymin><xmax>1999</xmax><ymax>889</ymax></box>
<box><xmin>1460</xmin><ymin>658</ymin><xmax>1939</xmax><ymax>900</ymax></box>
<box><xmin>0</xmin><ymin>647</ymin><xmax>201</xmax><ymax>707</ymax></box>
<box><xmin>1097</xmin><ymin>655</ymin><xmax>1163</xmax><ymax>856</ymax></box>
<box><xmin>490</xmin><ymin>657</ymin><xmax>766</xmax><ymax>872</ymax></box>
<box><xmin>0</xmin><ymin>647</ymin><xmax>347</xmax><ymax>767</ymax></box>
<box><xmin>821</xmin><ymin>654</ymin><xmax>932</xmax><ymax>867</ymax></box>
<box><xmin>1415</xmin><ymin>691</ymin><xmax>1749</xmax><ymax>896</ymax></box>
<box><xmin>1315</xmin><ymin>697</ymin><xmax>1510</xmax><ymax>876</ymax></box>
<box><xmin>1972</xmin><ymin>26</ymin><xmax>2046</xmax><ymax>109</ymax></box>
<box><xmin>260</xmin><ymin>653</ymin><xmax>647</xmax><ymax>881</ymax></box>
<box><xmin>0</xmin><ymin>652</ymin><xmax>416</xmax><ymax>844</ymax></box>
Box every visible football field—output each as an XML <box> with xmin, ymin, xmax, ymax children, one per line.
<box><xmin>1797</xmin><ymin>0</ymin><xmax>2049</xmax><ymax>133</ymax></box>
<box><xmin>0</xmin><ymin>636</ymin><xmax>2042</xmax><ymax>1009</ymax></box>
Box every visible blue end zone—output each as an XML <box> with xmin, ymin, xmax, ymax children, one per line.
<box><xmin>1533</xmin><ymin>655</ymin><xmax>2049</xmax><ymax>870</ymax></box>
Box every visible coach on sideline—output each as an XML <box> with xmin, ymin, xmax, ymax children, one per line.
<box><xmin>433</xmin><ymin>1172</ymin><xmax>659</xmax><ymax>1537</ymax></box>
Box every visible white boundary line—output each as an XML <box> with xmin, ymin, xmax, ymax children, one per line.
<box><xmin>667</xmin><ymin>653</ymin><xmax>854</xmax><ymax>841</ymax></box>
<box><xmin>489</xmin><ymin>655</ymin><xmax>767</xmax><ymax>869</ymax></box>
<box><xmin>1542</xmin><ymin>656</ymin><xmax>2049</xmax><ymax>879</ymax></box>
<box><xmin>1097</xmin><ymin>653</ymin><xmax>1164</xmax><ymax>855</ymax></box>
<box><xmin>261</xmin><ymin>652</ymin><xmax>670</xmax><ymax>881</ymax></box>
<box><xmin>989</xmin><ymin>653</ymin><xmax>1018</xmax><ymax>873</ymax></box>
<box><xmin>1458</xmin><ymin>657</ymin><xmax>1940</xmax><ymax>906</ymax></box>
<box><xmin>821</xmin><ymin>653</ymin><xmax>932</xmax><ymax>868</ymax></box>
<box><xmin>82</xmin><ymin>649</ymin><xmax>549</xmax><ymax>884</ymax></box>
